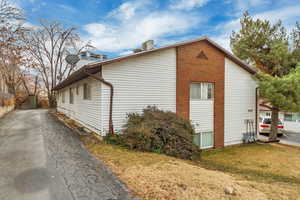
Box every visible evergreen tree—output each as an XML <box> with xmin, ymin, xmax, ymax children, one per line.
<box><xmin>230</xmin><ymin>12</ymin><xmax>300</xmax><ymax>141</ymax></box>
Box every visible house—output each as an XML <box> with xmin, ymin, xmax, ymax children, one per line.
<box><xmin>260</xmin><ymin>105</ymin><xmax>300</xmax><ymax>133</ymax></box>
<box><xmin>53</xmin><ymin>37</ymin><xmax>258</xmax><ymax>149</ymax></box>
<box><xmin>74</xmin><ymin>51</ymin><xmax>107</xmax><ymax>71</ymax></box>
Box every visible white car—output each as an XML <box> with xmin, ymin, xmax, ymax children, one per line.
<box><xmin>259</xmin><ymin>118</ymin><xmax>284</xmax><ymax>136</ymax></box>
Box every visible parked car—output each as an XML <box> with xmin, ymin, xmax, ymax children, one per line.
<box><xmin>259</xmin><ymin>118</ymin><xmax>284</xmax><ymax>136</ymax></box>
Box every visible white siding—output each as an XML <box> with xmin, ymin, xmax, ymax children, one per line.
<box><xmin>190</xmin><ymin>100</ymin><xmax>214</xmax><ymax>133</ymax></box>
<box><xmin>101</xmin><ymin>48</ymin><xmax>177</xmax><ymax>133</ymax></box>
<box><xmin>224</xmin><ymin>58</ymin><xmax>257</xmax><ymax>146</ymax></box>
<box><xmin>57</xmin><ymin>75</ymin><xmax>102</xmax><ymax>134</ymax></box>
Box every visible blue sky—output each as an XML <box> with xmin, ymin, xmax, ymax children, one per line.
<box><xmin>15</xmin><ymin>0</ymin><xmax>300</xmax><ymax>57</ymax></box>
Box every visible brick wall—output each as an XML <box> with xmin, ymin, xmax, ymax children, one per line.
<box><xmin>176</xmin><ymin>40</ymin><xmax>225</xmax><ymax>148</ymax></box>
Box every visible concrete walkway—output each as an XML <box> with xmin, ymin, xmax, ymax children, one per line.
<box><xmin>0</xmin><ymin>110</ymin><xmax>133</xmax><ymax>200</ymax></box>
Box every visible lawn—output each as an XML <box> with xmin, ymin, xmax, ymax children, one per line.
<box><xmin>201</xmin><ymin>143</ymin><xmax>300</xmax><ymax>184</ymax></box>
<box><xmin>81</xmin><ymin>135</ymin><xmax>300</xmax><ymax>200</ymax></box>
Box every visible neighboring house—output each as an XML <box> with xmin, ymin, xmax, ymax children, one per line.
<box><xmin>53</xmin><ymin>37</ymin><xmax>258</xmax><ymax>149</ymax></box>
<box><xmin>260</xmin><ymin>106</ymin><xmax>300</xmax><ymax>133</ymax></box>
<box><xmin>74</xmin><ymin>51</ymin><xmax>107</xmax><ymax>71</ymax></box>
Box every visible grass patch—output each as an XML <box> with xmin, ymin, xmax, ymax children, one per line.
<box><xmin>81</xmin><ymin>135</ymin><xmax>300</xmax><ymax>200</ymax></box>
<box><xmin>201</xmin><ymin>143</ymin><xmax>300</xmax><ymax>184</ymax></box>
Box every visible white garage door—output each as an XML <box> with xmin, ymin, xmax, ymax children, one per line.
<box><xmin>190</xmin><ymin>82</ymin><xmax>214</xmax><ymax>149</ymax></box>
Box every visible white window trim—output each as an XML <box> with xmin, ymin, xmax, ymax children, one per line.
<box><xmin>200</xmin><ymin>131</ymin><xmax>214</xmax><ymax>149</ymax></box>
<box><xmin>190</xmin><ymin>82</ymin><xmax>214</xmax><ymax>101</ymax></box>
<box><xmin>194</xmin><ymin>131</ymin><xmax>214</xmax><ymax>149</ymax></box>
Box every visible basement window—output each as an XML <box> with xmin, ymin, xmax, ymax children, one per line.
<box><xmin>193</xmin><ymin>131</ymin><xmax>214</xmax><ymax>149</ymax></box>
<box><xmin>69</xmin><ymin>88</ymin><xmax>74</xmax><ymax>104</ymax></box>
<box><xmin>190</xmin><ymin>82</ymin><xmax>214</xmax><ymax>100</ymax></box>
<box><xmin>83</xmin><ymin>83</ymin><xmax>91</xmax><ymax>100</ymax></box>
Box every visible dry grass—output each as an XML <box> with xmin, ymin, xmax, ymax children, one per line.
<box><xmin>201</xmin><ymin>143</ymin><xmax>300</xmax><ymax>184</ymax></box>
<box><xmin>81</xmin><ymin>136</ymin><xmax>300</xmax><ymax>200</ymax></box>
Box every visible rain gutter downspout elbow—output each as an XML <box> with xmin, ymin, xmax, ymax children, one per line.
<box><xmin>83</xmin><ymin>67</ymin><xmax>114</xmax><ymax>135</ymax></box>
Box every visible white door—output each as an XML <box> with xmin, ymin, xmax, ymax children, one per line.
<box><xmin>190</xmin><ymin>82</ymin><xmax>214</xmax><ymax>149</ymax></box>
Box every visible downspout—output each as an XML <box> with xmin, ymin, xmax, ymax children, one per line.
<box><xmin>255</xmin><ymin>87</ymin><xmax>259</xmax><ymax>137</ymax></box>
<box><xmin>83</xmin><ymin>67</ymin><xmax>114</xmax><ymax>135</ymax></box>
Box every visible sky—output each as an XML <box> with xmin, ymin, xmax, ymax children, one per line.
<box><xmin>14</xmin><ymin>0</ymin><xmax>300</xmax><ymax>57</ymax></box>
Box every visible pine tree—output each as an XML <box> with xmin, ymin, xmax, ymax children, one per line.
<box><xmin>230</xmin><ymin>12</ymin><xmax>300</xmax><ymax>141</ymax></box>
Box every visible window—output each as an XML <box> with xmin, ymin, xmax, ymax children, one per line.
<box><xmin>284</xmin><ymin>114</ymin><xmax>293</xmax><ymax>122</ymax></box>
<box><xmin>190</xmin><ymin>82</ymin><xmax>214</xmax><ymax>100</ymax></box>
<box><xmin>83</xmin><ymin>83</ymin><xmax>91</xmax><ymax>100</ymax></box>
<box><xmin>69</xmin><ymin>88</ymin><xmax>74</xmax><ymax>104</ymax></box>
<box><xmin>296</xmin><ymin>113</ymin><xmax>300</xmax><ymax>122</ymax></box>
<box><xmin>62</xmin><ymin>91</ymin><xmax>65</xmax><ymax>103</ymax></box>
<box><xmin>76</xmin><ymin>85</ymin><xmax>79</xmax><ymax>95</ymax></box>
<box><xmin>193</xmin><ymin>131</ymin><xmax>214</xmax><ymax>149</ymax></box>
<box><xmin>284</xmin><ymin>113</ymin><xmax>300</xmax><ymax>122</ymax></box>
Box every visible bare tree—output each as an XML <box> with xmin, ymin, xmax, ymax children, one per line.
<box><xmin>24</xmin><ymin>21</ymin><xmax>91</xmax><ymax>107</ymax></box>
<box><xmin>0</xmin><ymin>0</ymin><xmax>26</xmax><ymax>94</ymax></box>
<box><xmin>0</xmin><ymin>0</ymin><xmax>23</xmax><ymax>21</ymax></box>
<box><xmin>0</xmin><ymin>22</ymin><xmax>27</xmax><ymax>95</ymax></box>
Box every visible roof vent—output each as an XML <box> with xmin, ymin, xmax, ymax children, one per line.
<box><xmin>142</xmin><ymin>40</ymin><xmax>154</xmax><ymax>51</ymax></box>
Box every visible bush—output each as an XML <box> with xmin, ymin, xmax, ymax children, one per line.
<box><xmin>108</xmin><ymin>106</ymin><xmax>201</xmax><ymax>160</ymax></box>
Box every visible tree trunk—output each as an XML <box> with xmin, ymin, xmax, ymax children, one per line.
<box><xmin>48</xmin><ymin>93</ymin><xmax>56</xmax><ymax>108</ymax></box>
<box><xmin>7</xmin><ymin>84</ymin><xmax>16</xmax><ymax>96</ymax></box>
<box><xmin>22</xmin><ymin>78</ymin><xmax>30</xmax><ymax>95</ymax></box>
<box><xmin>269</xmin><ymin>107</ymin><xmax>279</xmax><ymax>141</ymax></box>
<box><xmin>33</xmin><ymin>76</ymin><xmax>38</xmax><ymax>95</ymax></box>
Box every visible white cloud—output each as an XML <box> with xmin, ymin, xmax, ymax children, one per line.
<box><xmin>119</xmin><ymin>50</ymin><xmax>133</xmax><ymax>56</ymax></box>
<box><xmin>108</xmin><ymin>0</ymin><xmax>152</xmax><ymax>20</ymax></box>
<box><xmin>234</xmin><ymin>0</ymin><xmax>271</xmax><ymax>11</ymax></box>
<box><xmin>170</xmin><ymin>0</ymin><xmax>209</xmax><ymax>10</ymax></box>
<box><xmin>8</xmin><ymin>0</ymin><xmax>21</xmax><ymax>9</ymax></box>
<box><xmin>211</xmin><ymin>35</ymin><xmax>231</xmax><ymax>51</ymax></box>
<box><xmin>254</xmin><ymin>5</ymin><xmax>300</xmax><ymax>24</ymax></box>
<box><xmin>212</xmin><ymin>4</ymin><xmax>300</xmax><ymax>51</ymax></box>
<box><xmin>83</xmin><ymin>10</ymin><xmax>203</xmax><ymax>52</ymax></box>
<box><xmin>220</xmin><ymin>4</ymin><xmax>300</xmax><ymax>33</ymax></box>
<box><xmin>58</xmin><ymin>4</ymin><xmax>77</xmax><ymax>13</ymax></box>
<box><xmin>23</xmin><ymin>22</ymin><xmax>38</xmax><ymax>29</ymax></box>
<box><xmin>84</xmin><ymin>23</ymin><xmax>106</xmax><ymax>37</ymax></box>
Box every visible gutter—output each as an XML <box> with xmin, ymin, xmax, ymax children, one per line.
<box><xmin>82</xmin><ymin>67</ymin><xmax>114</xmax><ymax>135</ymax></box>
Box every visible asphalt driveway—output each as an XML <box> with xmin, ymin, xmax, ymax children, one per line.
<box><xmin>280</xmin><ymin>131</ymin><xmax>300</xmax><ymax>147</ymax></box>
<box><xmin>0</xmin><ymin>109</ymin><xmax>134</xmax><ymax>200</ymax></box>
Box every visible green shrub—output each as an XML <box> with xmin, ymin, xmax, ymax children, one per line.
<box><xmin>116</xmin><ymin>106</ymin><xmax>201</xmax><ymax>160</ymax></box>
